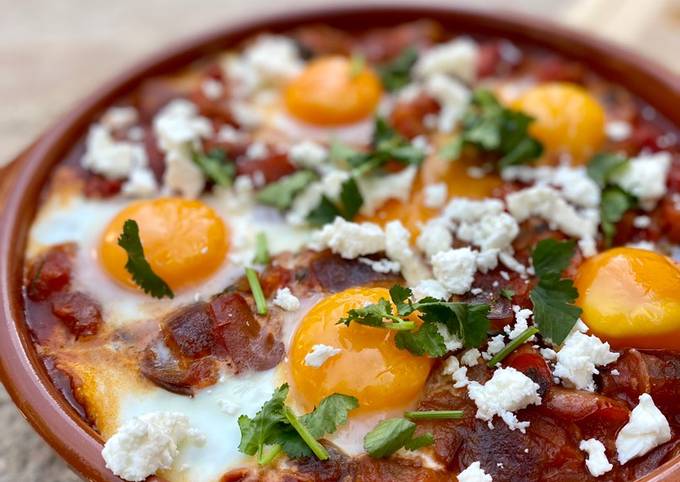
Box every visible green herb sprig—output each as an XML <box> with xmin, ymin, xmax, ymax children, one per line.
<box><xmin>192</xmin><ymin>148</ymin><xmax>235</xmax><ymax>187</ymax></box>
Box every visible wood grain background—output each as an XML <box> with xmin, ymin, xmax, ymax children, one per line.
<box><xmin>0</xmin><ymin>0</ymin><xmax>678</xmax><ymax>480</ymax></box>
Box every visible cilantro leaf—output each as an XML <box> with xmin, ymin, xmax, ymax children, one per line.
<box><xmin>529</xmin><ymin>239</ymin><xmax>582</xmax><ymax>345</ymax></box>
<box><xmin>238</xmin><ymin>384</ymin><xmax>288</xmax><ymax>457</ymax></box>
<box><xmin>238</xmin><ymin>385</ymin><xmax>358</xmax><ymax>463</ymax></box>
<box><xmin>500</xmin><ymin>288</ymin><xmax>515</xmax><ymax>300</ymax></box>
<box><xmin>586</xmin><ymin>152</ymin><xmax>629</xmax><ymax>188</ymax></box>
<box><xmin>256</xmin><ymin>170</ymin><xmax>317</xmax><ymax>210</ymax></box>
<box><xmin>532</xmin><ymin>238</ymin><xmax>576</xmax><ymax>278</ymax></box>
<box><xmin>389</xmin><ymin>285</ymin><xmax>415</xmax><ymax>316</ymax></box>
<box><xmin>441</xmin><ymin>89</ymin><xmax>543</xmax><ymax>170</ymax></box>
<box><xmin>306</xmin><ymin>177</ymin><xmax>364</xmax><ymax>226</ymax></box>
<box><xmin>600</xmin><ymin>186</ymin><xmax>636</xmax><ymax>246</ymax></box>
<box><xmin>192</xmin><ymin>148</ymin><xmax>235</xmax><ymax>187</ymax></box>
<box><xmin>364</xmin><ymin>418</ymin><xmax>433</xmax><ymax>458</ymax></box>
<box><xmin>338</xmin><ymin>298</ymin><xmax>415</xmax><ymax>331</ymax></box>
<box><xmin>117</xmin><ymin>219</ymin><xmax>174</xmax><ymax>299</ymax></box>
<box><xmin>395</xmin><ymin>322</ymin><xmax>447</xmax><ymax>357</ymax></box>
<box><xmin>378</xmin><ymin>48</ymin><xmax>418</xmax><ymax>92</ymax></box>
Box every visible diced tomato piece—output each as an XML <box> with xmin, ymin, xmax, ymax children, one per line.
<box><xmin>236</xmin><ymin>151</ymin><xmax>296</xmax><ymax>184</ymax></box>
<box><xmin>389</xmin><ymin>93</ymin><xmax>439</xmax><ymax>139</ymax></box>
<box><xmin>82</xmin><ymin>174</ymin><xmax>123</xmax><ymax>199</ymax></box>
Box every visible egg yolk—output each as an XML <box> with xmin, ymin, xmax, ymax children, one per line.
<box><xmin>99</xmin><ymin>198</ymin><xmax>228</xmax><ymax>291</ymax></box>
<box><xmin>513</xmin><ymin>82</ymin><xmax>605</xmax><ymax>164</ymax></box>
<box><xmin>289</xmin><ymin>287</ymin><xmax>433</xmax><ymax>413</ymax></box>
<box><xmin>284</xmin><ymin>56</ymin><xmax>383</xmax><ymax>125</ymax></box>
<box><xmin>359</xmin><ymin>152</ymin><xmax>502</xmax><ymax>236</ymax></box>
<box><xmin>575</xmin><ymin>247</ymin><xmax>680</xmax><ymax>350</ymax></box>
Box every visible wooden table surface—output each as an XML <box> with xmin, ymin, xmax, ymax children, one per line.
<box><xmin>0</xmin><ymin>0</ymin><xmax>678</xmax><ymax>480</ymax></box>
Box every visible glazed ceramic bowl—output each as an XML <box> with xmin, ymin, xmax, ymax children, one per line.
<box><xmin>1</xmin><ymin>4</ymin><xmax>680</xmax><ymax>481</ymax></box>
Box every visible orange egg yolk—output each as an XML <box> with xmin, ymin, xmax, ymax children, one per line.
<box><xmin>289</xmin><ymin>287</ymin><xmax>433</xmax><ymax>414</ymax></box>
<box><xmin>575</xmin><ymin>247</ymin><xmax>680</xmax><ymax>350</ymax></box>
<box><xmin>284</xmin><ymin>56</ymin><xmax>383</xmax><ymax>126</ymax></box>
<box><xmin>359</xmin><ymin>153</ymin><xmax>502</xmax><ymax>236</ymax></box>
<box><xmin>99</xmin><ymin>198</ymin><xmax>228</xmax><ymax>292</ymax></box>
<box><xmin>513</xmin><ymin>82</ymin><xmax>606</xmax><ymax>164</ymax></box>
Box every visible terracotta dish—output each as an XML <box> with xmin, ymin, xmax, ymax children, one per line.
<box><xmin>2</xmin><ymin>4</ymin><xmax>680</xmax><ymax>482</ymax></box>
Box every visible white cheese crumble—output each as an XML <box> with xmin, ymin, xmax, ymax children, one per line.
<box><xmin>482</xmin><ymin>334</ymin><xmax>506</xmax><ymax>362</ymax></box>
<box><xmin>457</xmin><ymin>461</ymin><xmax>493</xmax><ymax>482</ymax></box>
<box><xmin>102</xmin><ymin>412</ymin><xmax>203</xmax><ymax>482</ymax></box>
<box><xmin>438</xmin><ymin>325</ymin><xmax>464</xmax><ymax>353</ymax></box>
<box><xmin>272</xmin><ymin>287</ymin><xmax>300</xmax><ymax>311</ymax></box>
<box><xmin>81</xmin><ymin>124</ymin><xmax>148</xmax><ymax>180</ymax></box>
<box><xmin>633</xmin><ymin>215</ymin><xmax>652</xmax><ymax>229</ymax></box>
<box><xmin>153</xmin><ymin>99</ymin><xmax>213</xmax><ymax>198</ymax></box>
<box><xmin>539</xmin><ymin>347</ymin><xmax>557</xmax><ymax>361</ymax></box>
<box><xmin>101</xmin><ymin>106</ymin><xmax>139</xmax><ymax>131</ymax></box>
<box><xmin>417</xmin><ymin>219</ymin><xmax>453</xmax><ymax>258</ymax></box>
<box><xmin>311</xmin><ymin>217</ymin><xmax>385</xmax><ymax>259</ymax></box>
<box><xmin>201</xmin><ymin>79</ymin><xmax>224</xmax><ymax>100</ymax></box>
<box><xmin>415</xmin><ymin>37</ymin><xmax>479</xmax><ymax>83</ymax></box>
<box><xmin>461</xmin><ymin>348</ymin><xmax>481</xmax><ymax>367</ymax></box>
<box><xmin>304</xmin><ymin>344</ymin><xmax>342</xmax><ymax>367</ymax></box>
<box><xmin>467</xmin><ymin>367</ymin><xmax>541</xmax><ymax>433</ymax></box>
<box><xmin>385</xmin><ymin>220</ymin><xmax>431</xmax><ymax>284</ymax></box>
<box><xmin>605</xmin><ymin>121</ymin><xmax>632</xmax><ymax>141</ymax></box>
<box><xmin>611</xmin><ymin>151</ymin><xmax>672</xmax><ymax>210</ymax></box>
<box><xmin>442</xmin><ymin>356</ymin><xmax>469</xmax><ymax>388</ymax></box>
<box><xmin>423</xmin><ymin>73</ymin><xmax>471</xmax><ymax>133</ymax></box>
<box><xmin>579</xmin><ymin>438</ymin><xmax>613</xmax><ymax>477</ymax></box>
<box><xmin>423</xmin><ymin>182</ymin><xmax>448</xmax><ymax>208</ymax></box>
<box><xmin>288</xmin><ymin>140</ymin><xmax>328</xmax><ymax>168</ymax></box>
<box><xmin>553</xmin><ymin>331</ymin><xmax>619</xmax><ymax>391</ymax></box>
<box><xmin>431</xmin><ymin>247</ymin><xmax>478</xmax><ymax>295</ymax></box>
<box><xmin>358</xmin><ymin>166</ymin><xmax>418</xmax><ymax>216</ymax></box>
<box><xmin>504</xmin><ymin>306</ymin><xmax>534</xmax><ymax>340</ymax></box>
<box><xmin>121</xmin><ymin>167</ymin><xmax>158</xmax><ymax>197</ymax></box>
<box><xmin>287</xmin><ymin>170</ymin><xmax>350</xmax><ymax>225</ymax></box>
<box><xmin>411</xmin><ymin>279</ymin><xmax>449</xmax><ymax>301</ymax></box>
<box><xmin>358</xmin><ymin>257</ymin><xmax>401</xmax><ymax>274</ymax></box>
<box><xmin>616</xmin><ymin>393</ymin><xmax>671</xmax><ymax>465</ymax></box>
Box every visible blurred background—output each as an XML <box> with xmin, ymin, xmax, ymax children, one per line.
<box><xmin>0</xmin><ymin>0</ymin><xmax>679</xmax><ymax>480</ymax></box>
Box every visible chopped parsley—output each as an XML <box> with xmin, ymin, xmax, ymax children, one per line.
<box><xmin>306</xmin><ymin>177</ymin><xmax>364</xmax><ymax>226</ymax></box>
<box><xmin>117</xmin><ymin>219</ymin><xmax>174</xmax><ymax>299</ymax></box>
<box><xmin>192</xmin><ymin>148</ymin><xmax>235</xmax><ymax>187</ymax></box>
<box><xmin>363</xmin><ymin>418</ymin><xmax>433</xmax><ymax>458</ymax></box>
<box><xmin>238</xmin><ymin>384</ymin><xmax>358</xmax><ymax>463</ymax></box>
<box><xmin>333</xmin><ymin>118</ymin><xmax>426</xmax><ymax>176</ymax></box>
<box><xmin>256</xmin><ymin>170</ymin><xmax>318</xmax><ymax>210</ymax></box>
<box><xmin>586</xmin><ymin>152</ymin><xmax>636</xmax><ymax>246</ymax></box>
<box><xmin>377</xmin><ymin>47</ymin><xmax>419</xmax><ymax>92</ymax></box>
<box><xmin>440</xmin><ymin>89</ymin><xmax>543</xmax><ymax>170</ymax></box>
<box><xmin>338</xmin><ymin>285</ymin><xmax>490</xmax><ymax>355</ymax></box>
<box><xmin>529</xmin><ymin>239</ymin><xmax>582</xmax><ymax>345</ymax></box>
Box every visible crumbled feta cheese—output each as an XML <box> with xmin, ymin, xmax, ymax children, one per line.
<box><xmin>502</xmin><ymin>165</ymin><xmax>600</xmax><ymax>209</ymax></box>
<box><xmin>442</xmin><ymin>356</ymin><xmax>469</xmax><ymax>388</ymax></box>
<box><xmin>385</xmin><ymin>220</ymin><xmax>431</xmax><ymax>284</ymax></box>
<box><xmin>423</xmin><ymin>182</ymin><xmax>448</xmax><ymax>209</ymax></box>
<box><xmin>444</xmin><ymin>198</ymin><xmax>505</xmax><ymax>223</ymax></box>
<box><xmin>457</xmin><ymin>212</ymin><xmax>519</xmax><ymax>252</ymax></box>
<box><xmin>431</xmin><ymin>247</ymin><xmax>478</xmax><ymax>295</ymax></box>
<box><xmin>246</xmin><ymin>141</ymin><xmax>268</xmax><ymax>160</ymax></box>
<box><xmin>579</xmin><ymin>438</ymin><xmax>613</xmax><ymax>477</ymax></box>
<box><xmin>461</xmin><ymin>348</ymin><xmax>481</xmax><ymax>367</ymax></box>
<box><xmin>457</xmin><ymin>461</ymin><xmax>492</xmax><ymax>482</ymax></box>
<box><xmin>506</xmin><ymin>185</ymin><xmax>598</xmax><ymax>245</ymax></box>
<box><xmin>476</xmin><ymin>249</ymin><xmax>499</xmax><ymax>273</ymax></box>
<box><xmin>498</xmin><ymin>251</ymin><xmax>526</xmax><ymax>274</ymax></box>
<box><xmin>610</xmin><ymin>369</ymin><xmax>620</xmax><ymax>376</ymax></box>
<box><xmin>468</xmin><ymin>367</ymin><xmax>541</xmax><ymax>432</ymax></box>
<box><xmin>311</xmin><ymin>218</ymin><xmax>385</xmax><ymax>259</ymax></box>
<box><xmin>201</xmin><ymin>79</ymin><xmax>224</xmax><ymax>100</ymax></box>
<box><xmin>504</xmin><ymin>306</ymin><xmax>534</xmax><ymax>340</ymax></box>
<box><xmin>102</xmin><ymin>412</ymin><xmax>203</xmax><ymax>482</ymax></box>
<box><xmin>411</xmin><ymin>279</ymin><xmax>449</xmax><ymax>301</ymax></box>
<box><xmin>482</xmin><ymin>334</ymin><xmax>506</xmax><ymax>361</ymax></box>
<box><xmin>539</xmin><ymin>347</ymin><xmax>557</xmax><ymax>361</ymax></box>
<box><xmin>288</xmin><ymin>140</ymin><xmax>328</xmax><ymax>168</ymax></box>
<box><xmin>218</xmin><ymin>399</ymin><xmax>240</xmax><ymax>416</ymax></box>
<box><xmin>438</xmin><ymin>324</ymin><xmax>463</xmax><ymax>353</ymax></box>
<box><xmin>358</xmin><ymin>257</ymin><xmax>401</xmax><ymax>274</ymax></box>
<box><xmin>121</xmin><ymin>167</ymin><xmax>158</xmax><ymax>197</ymax></box>
<box><xmin>81</xmin><ymin>125</ymin><xmax>148</xmax><ymax>180</ymax></box>
<box><xmin>287</xmin><ymin>170</ymin><xmax>350</xmax><ymax>225</ymax></box>
<box><xmin>627</xmin><ymin>240</ymin><xmax>656</xmax><ymax>251</ymax></box>
<box><xmin>470</xmin><ymin>287</ymin><xmax>483</xmax><ymax>295</ymax></box>
<box><xmin>633</xmin><ymin>215</ymin><xmax>652</xmax><ymax>229</ymax></box>
<box><xmin>153</xmin><ymin>100</ymin><xmax>213</xmax><ymax>198</ymax></box>
<box><xmin>230</xmin><ymin>101</ymin><xmax>262</xmax><ymax>128</ymax></box>
<box><xmin>417</xmin><ymin>219</ymin><xmax>453</xmax><ymax>258</ymax></box>
<box><xmin>359</xmin><ymin>166</ymin><xmax>417</xmax><ymax>216</ymax></box>
<box><xmin>616</xmin><ymin>393</ymin><xmax>671</xmax><ymax>465</ymax></box>
<box><xmin>217</xmin><ymin>125</ymin><xmax>246</xmax><ymax>144</ymax></box>
<box><xmin>423</xmin><ymin>74</ymin><xmax>471</xmax><ymax>132</ymax></box>
<box><xmin>101</xmin><ymin>106</ymin><xmax>139</xmax><ymax>131</ymax></box>
<box><xmin>605</xmin><ymin>121</ymin><xmax>632</xmax><ymax>141</ymax></box>
<box><xmin>272</xmin><ymin>287</ymin><xmax>300</xmax><ymax>311</ymax></box>
<box><xmin>415</xmin><ymin>38</ymin><xmax>479</xmax><ymax>83</ymax></box>
<box><xmin>611</xmin><ymin>152</ymin><xmax>671</xmax><ymax>210</ymax></box>
<box><xmin>304</xmin><ymin>344</ymin><xmax>342</xmax><ymax>367</ymax></box>
<box><xmin>553</xmin><ymin>331</ymin><xmax>619</xmax><ymax>391</ymax></box>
